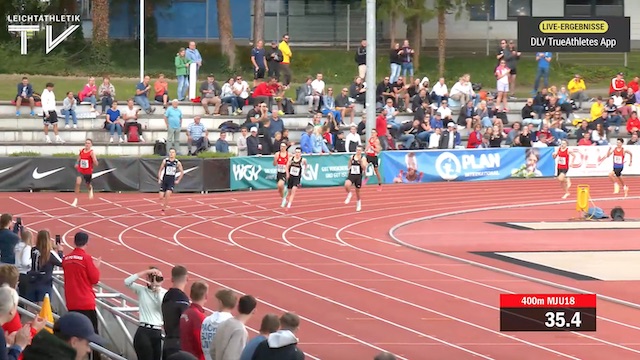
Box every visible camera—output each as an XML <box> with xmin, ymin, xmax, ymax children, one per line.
<box><xmin>150</xmin><ymin>274</ymin><xmax>164</xmax><ymax>283</ymax></box>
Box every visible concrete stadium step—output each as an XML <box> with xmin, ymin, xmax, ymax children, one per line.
<box><xmin>0</xmin><ymin>142</ymin><xmax>238</xmax><ymax>156</ymax></box>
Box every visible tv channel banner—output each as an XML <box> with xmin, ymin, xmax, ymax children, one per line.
<box><xmin>230</xmin><ymin>153</ymin><xmax>381</xmax><ymax>190</ymax></box>
<box><xmin>517</xmin><ymin>17</ymin><xmax>630</xmax><ymax>53</ymax></box>
<box><xmin>379</xmin><ymin>147</ymin><xmax>556</xmax><ymax>184</ymax></box>
<box><xmin>565</xmin><ymin>145</ymin><xmax>640</xmax><ymax>177</ymax></box>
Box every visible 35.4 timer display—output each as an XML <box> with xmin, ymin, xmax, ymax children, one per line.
<box><xmin>500</xmin><ymin>294</ymin><xmax>597</xmax><ymax>332</ymax></box>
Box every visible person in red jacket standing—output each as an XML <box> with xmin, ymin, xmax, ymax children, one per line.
<box><xmin>179</xmin><ymin>281</ymin><xmax>208</xmax><ymax>360</ymax></box>
<box><xmin>61</xmin><ymin>231</ymin><xmax>101</xmax><ymax>360</ymax></box>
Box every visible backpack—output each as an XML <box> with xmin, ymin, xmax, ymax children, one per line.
<box><xmin>154</xmin><ymin>140</ymin><xmax>167</xmax><ymax>156</ymax></box>
<box><xmin>282</xmin><ymin>98</ymin><xmax>295</xmax><ymax>114</ymax></box>
<box><xmin>586</xmin><ymin>207</ymin><xmax>606</xmax><ymax>219</ymax></box>
<box><xmin>27</xmin><ymin>248</ymin><xmax>43</xmax><ymax>283</ymax></box>
<box><xmin>218</xmin><ymin>120</ymin><xmax>240</xmax><ymax>133</ymax></box>
<box><xmin>128</xmin><ymin>126</ymin><xmax>140</xmax><ymax>142</ymax></box>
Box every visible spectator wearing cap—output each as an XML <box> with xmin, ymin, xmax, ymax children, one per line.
<box><xmin>266</xmin><ymin>41</ymin><xmax>283</xmax><ymax>80</ymax></box>
<box><xmin>610</xmin><ymin>72</ymin><xmax>627</xmax><ymax>96</ymax></box>
<box><xmin>251</xmin><ymin>312</ymin><xmax>304</xmax><ymax>360</ymax></box>
<box><xmin>0</xmin><ymin>284</ymin><xmax>33</xmax><ymax>359</ymax></box>
<box><xmin>126</xmin><ymin>267</ymin><xmax>168</xmax><ymax>360</ymax></box>
<box><xmin>567</xmin><ymin>74</ymin><xmax>588</xmax><ymax>109</ymax></box>
<box><xmin>22</xmin><ymin>311</ymin><xmax>106</xmax><ymax>360</ymax></box>
<box><xmin>247</xmin><ymin>127</ymin><xmax>261</xmax><ymax>156</ymax></box>
<box><xmin>211</xmin><ymin>295</ymin><xmax>257</xmax><ymax>360</ymax></box>
<box><xmin>240</xmin><ymin>314</ymin><xmax>279</xmax><ymax>360</ymax></box>
<box><xmin>179</xmin><ymin>281</ymin><xmax>208</xmax><ymax>360</ymax></box>
<box><xmin>61</xmin><ymin>231</ymin><xmax>101</xmax><ymax>359</ymax></box>
<box><xmin>162</xmin><ymin>265</ymin><xmax>190</xmax><ymax>359</ymax></box>
<box><xmin>165</xmin><ymin>99</ymin><xmax>183</xmax><ymax>155</ymax></box>
<box><xmin>439</xmin><ymin>122</ymin><xmax>460</xmax><ymax>149</ymax></box>
<box><xmin>200</xmin><ymin>75</ymin><xmax>222</xmax><ymax>116</ymax></box>
<box><xmin>0</xmin><ymin>214</ymin><xmax>20</xmax><ymax>265</ymax></box>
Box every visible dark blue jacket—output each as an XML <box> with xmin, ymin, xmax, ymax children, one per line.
<box><xmin>0</xmin><ymin>229</ymin><xmax>19</xmax><ymax>264</ymax></box>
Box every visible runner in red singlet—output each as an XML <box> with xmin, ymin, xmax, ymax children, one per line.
<box><xmin>363</xmin><ymin>129</ymin><xmax>382</xmax><ymax>190</ymax></box>
<box><xmin>71</xmin><ymin>139</ymin><xmax>98</xmax><ymax>207</ymax></box>
<box><xmin>605</xmin><ymin>138</ymin><xmax>633</xmax><ymax>197</ymax></box>
<box><xmin>552</xmin><ymin>139</ymin><xmax>573</xmax><ymax>199</ymax></box>
<box><xmin>273</xmin><ymin>142</ymin><xmax>290</xmax><ymax>207</ymax></box>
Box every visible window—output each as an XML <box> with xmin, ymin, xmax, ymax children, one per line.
<box><xmin>470</xmin><ymin>0</ymin><xmax>495</xmax><ymax>21</ymax></box>
<box><xmin>507</xmin><ymin>0</ymin><xmax>532</xmax><ymax>18</ymax></box>
<box><xmin>565</xmin><ymin>0</ymin><xmax>624</xmax><ymax>17</ymax></box>
<box><xmin>305</xmin><ymin>0</ymin><xmax>335</xmax><ymax>15</ymax></box>
<box><xmin>265</xmin><ymin>0</ymin><xmax>287</xmax><ymax>15</ymax></box>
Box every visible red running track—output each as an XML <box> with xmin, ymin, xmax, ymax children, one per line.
<box><xmin>4</xmin><ymin>177</ymin><xmax>640</xmax><ymax>359</ymax></box>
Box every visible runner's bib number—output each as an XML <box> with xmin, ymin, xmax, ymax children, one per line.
<box><xmin>614</xmin><ymin>155</ymin><xmax>623</xmax><ymax>164</ymax></box>
<box><xmin>558</xmin><ymin>157</ymin><xmax>566</xmax><ymax>166</ymax></box>
<box><xmin>277</xmin><ymin>164</ymin><xmax>286</xmax><ymax>173</ymax></box>
<box><xmin>350</xmin><ymin>165</ymin><xmax>361</xmax><ymax>175</ymax></box>
<box><xmin>79</xmin><ymin>159</ymin><xmax>89</xmax><ymax>169</ymax></box>
<box><xmin>166</xmin><ymin>166</ymin><xmax>177</xmax><ymax>176</ymax></box>
<box><xmin>290</xmin><ymin>166</ymin><xmax>300</xmax><ymax>177</ymax></box>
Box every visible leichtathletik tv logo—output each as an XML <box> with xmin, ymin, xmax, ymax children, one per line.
<box><xmin>7</xmin><ymin>14</ymin><xmax>81</xmax><ymax>55</ymax></box>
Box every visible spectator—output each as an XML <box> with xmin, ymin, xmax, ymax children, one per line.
<box><xmin>27</xmin><ymin>230</ymin><xmax>63</xmax><ymax>305</ymax></box>
<box><xmin>355</xmin><ymin>39</ymin><xmax>367</xmax><ymax>78</ymax></box>
<box><xmin>22</xmin><ymin>311</ymin><xmax>105</xmax><ymax>360</ymax></box>
<box><xmin>211</xmin><ymin>295</ymin><xmax>257</xmax><ymax>360</ymax></box>
<box><xmin>247</xmin><ymin>127</ymin><xmax>260</xmax><ymax>156</ymax></box>
<box><xmin>0</xmin><ymin>214</ymin><xmax>20</xmax><ymax>265</ymax></box>
<box><xmin>165</xmin><ymin>99</ymin><xmax>183</xmax><ymax>154</ymax></box>
<box><xmin>628</xmin><ymin>76</ymin><xmax>640</xmax><ymax>93</ymax></box>
<box><xmin>374</xmin><ymin>352</ymin><xmax>397</xmax><ymax>360</ymax></box>
<box><xmin>591</xmin><ymin>123</ymin><xmax>608</xmax><ymax>145</ymax></box>
<box><xmin>311</xmin><ymin>73</ymin><xmax>326</xmax><ymax>101</ymax></box>
<box><xmin>99</xmin><ymin>76</ymin><xmax>116</xmax><ymax>113</ymax></box>
<box><xmin>162</xmin><ymin>265</ymin><xmax>190</xmax><ymax>359</ymax></box>
<box><xmin>311</xmin><ymin>126</ymin><xmax>330</xmax><ymax>154</ymax></box>
<box><xmin>345</xmin><ymin>124</ymin><xmax>361</xmax><ymax>152</ymax></box>
<box><xmin>237</xmin><ymin>127</ymin><xmax>248</xmax><ymax>156</ymax></box>
<box><xmin>391</xmin><ymin>77</ymin><xmax>411</xmax><ymax>112</ymax></box>
<box><xmin>430</xmin><ymin>77</ymin><xmax>448</xmax><ymax>108</ymax></box>
<box><xmin>439</xmin><ymin>122</ymin><xmax>460</xmax><ymax>149</ymax></box>
<box><xmin>628</xmin><ymin>133</ymin><xmax>640</xmax><ymax>145</ymax></box>
<box><xmin>334</xmin><ymin>131</ymin><xmax>346</xmax><ymax>152</ymax></box>
<box><xmin>232</xmin><ymin>76</ymin><xmax>250</xmax><ymax>111</ymax></box>
<box><xmin>106</xmin><ymin>101</ymin><xmax>124</xmax><ymax>143</ymax></box>
<box><xmin>506</xmin><ymin>40</ymin><xmax>521</xmax><ymax>94</ymax></box>
<box><xmin>299</xmin><ymin>126</ymin><xmax>313</xmax><ymax>154</ymax></box>
<box><xmin>265</xmin><ymin>41</ymin><xmax>283</xmax><ymax>81</ymax></box>
<box><xmin>200</xmin><ymin>75</ymin><xmax>222</xmax><ymax>116</ymax></box>
<box><xmin>383</xmin><ymin>98</ymin><xmax>400</xmax><ymax>132</ymax></box>
<box><xmin>215</xmin><ymin>133</ymin><xmax>230</xmax><ymax>153</ymax></box>
<box><xmin>389</xmin><ymin>43</ymin><xmax>402</xmax><ymax>84</ymax></box>
<box><xmin>123</xmin><ymin>98</ymin><xmax>146</xmax><ymax>142</ymax></box>
<box><xmin>0</xmin><ymin>265</ymin><xmax>42</xmax><ymax>340</ymax></box>
<box><xmin>176</xmin><ymin>48</ymin><xmax>192</xmax><ymax>101</ymax></box>
<box><xmin>180</xmin><ymin>281</ymin><xmax>208</xmax><ymax>360</ymax></box>
<box><xmin>495</xmin><ymin>60</ymin><xmax>510</xmax><ymax>111</ymax></box>
<box><xmin>78</xmin><ymin>77</ymin><xmax>98</xmax><ymax>113</ymax></box>
<box><xmin>609</xmin><ymin>72</ymin><xmax>627</xmax><ymax>96</ymax></box>
<box><xmin>201</xmin><ymin>289</ymin><xmax>237</xmax><ymax>360</ymax></box>
<box><xmin>61</xmin><ymin>91</ymin><xmax>78</xmax><ymax>129</ymax></box>
<box><xmin>0</xmin><ymin>285</ymin><xmax>31</xmax><ymax>360</ymax></box>
<box><xmin>14</xmin><ymin>230</ymin><xmax>32</xmax><ymax>299</ymax></box>
<box><xmin>15</xmin><ymin>77</ymin><xmax>35</xmax><ymax>116</ymax></box>
<box><xmin>321</xmin><ymin>88</ymin><xmax>341</xmax><ymax>124</ymax></box>
<box><xmin>268</xmin><ymin>112</ymin><xmax>285</xmax><ymax>138</ymax></box>
<box><xmin>278</xmin><ymin>34</ymin><xmax>293</xmax><ymax>86</ymax></box>
<box><xmin>349</xmin><ymin>77</ymin><xmax>366</xmax><ymax>105</ymax></box>
<box><xmin>627</xmin><ymin>111</ymin><xmax>640</xmax><ymax>134</ymax></box>
<box><xmin>154</xmin><ymin>74</ymin><xmax>170</xmax><ymax>109</ymax></box>
<box><xmin>186</xmin><ymin>41</ymin><xmax>203</xmax><ymax>73</ymax></box>
<box><xmin>467</xmin><ymin>123</ymin><xmax>483</xmax><ymax>148</ymax></box>
<box><xmin>575</xmin><ymin>120</ymin><xmax>591</xmax><ymax>140</ymax></box>
<box><xmin>505</xmin><ymin>122</ymin><xmax>521</xmax><ymax>146</ymax></box>
<box><xmin>436</xmin><ymin>99</ymin><xmax>453</xmax><ymax>122</ymax></box>
<box><xmin>221</xmin><ymin>79</ymin><xmax>241</xmax><ymax>115</ymax></box>
<box><xmin>449</xmin><ymin>75</ymin><xmax>476</xmax><ymax>106</ymax></box>
<box><xmin>567</xmin><ymin>74</ymin><xmax>588</xmax><ymax>109</ymax></box>
<box><xmin>187</xmin><ymin>116</ymin><xmax>209</xmax><ymax>156</ymax></box>
<box><xmin>135</xmin><ymin>76</ymin><xmax>156</xmax><ymax>114</ymax></box>
<box><xmin>578</xmin><ymin>131</ymin><xmax>593</xmax><ymax>146</ymax></box>
<box><xmin>251</xmin><ymin>40</ymin><xmax>268</xmax><ymax>87</ymax></box>
<box><xmin>376</xmin><ymin>77</ymin><xmax>394</xmax><ymax>106</ymax></box>
<box><xmin>335</xmin><ymin>87</ymin><xmax>356</xmax><ymax>125</ymax></box>
<box><xmin>399</xmin><ymin>40</ymin><xmax>415</xmax><ymax>82</ymax></box>
<box><xmin>61</xmin><ymin>231</ymin><xmax>101</xmax><ymax>360</ymax></box>
<box><xmin>126</xmin><ymin>267</ymin><xmax>167</xmax><ymax>360</ymax></box>
<box><xmin>251</xmin><ymin>312</ymin><xmax>304</xmax><ymax>360</ymax></box>
<box><xmin>296</xmin><ymin>77</ymin><xmax>318</xmax><ymax>113</ymax></box>
<box><xmin>253</xmin><ymin>77</ymin><xmax>277</xmax><ymax>109</ymax></box>
<box><xmin>41</xmin><ymin>82</ymin><xmax>64</xmax><ymax>144</ymax></box>
<box><xmin>533</xmin><ymin>51</ymin><xmax>552</xmax><ymax>94</ymax></box>
<box><xmin>604</xmin><ymin>97</ymin><xmax>623</xmax><ymax>133</ymax></box>
<box><xmin>240</xmin><ymin>314</ymin><xmax>279</xmax><ymax>360</ymax></box>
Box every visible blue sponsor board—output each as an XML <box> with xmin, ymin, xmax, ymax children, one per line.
<box><xmin>379</xmin><ymin>148</ymin><xmax>556</xmax><ymax>183</ymax></box>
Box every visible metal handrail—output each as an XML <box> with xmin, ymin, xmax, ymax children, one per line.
<box><xmin>17</xmin><ymin>298</ymin><xmax>127</xmax><ymax>360</ymax></box>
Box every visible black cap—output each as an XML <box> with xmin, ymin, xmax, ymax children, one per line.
<box><xmin>167</xmin><ymin>351</ymin><xmax>198</xmax><ymax>360</ymax></box>
<box><xmin>74</xmin><ymin>231</ymin><xmax>89</xmax><ymax>247</ymax></box>
<box><xmin>57</xmin><ymin>312</ymin><xmax>106</xmax><ymax>345</ymax></box>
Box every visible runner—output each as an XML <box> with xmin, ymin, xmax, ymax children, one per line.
<box><xmin>71</xmin><ymin>139</ymin><xmax>98</xmax><ymax>207</ymax></box>
<box><xmin>157</xmin><ymin>148</ymin><xmax>185</xmax><ymax>214</ymax></box>
<box><xmin>363</xmin><ymin>129</ymin><xmax>382</xmax><ymax>190</ymax></box>
<box><xmin>283</xmin><ymin>147</ymin><xmax>307</xmax><ymax>210</ymax></box>
<box><xmin>274</xmin><ymin>142</ymin><xmax>290</xmax><ymax>207</ymax></box>
<box><xmin>605</xmin><ymin>138</ymin><xmax>633</xmax><ymax>197</ymax></box>
<box><xmin>552</xmin><ymin>139</ymin><xmax>573</xmax><ymax>199</ymax></box>
<box><xmin>344</xmin><ymin>145</ymin><xmax>368</xmax><ymax>212</ymax></box>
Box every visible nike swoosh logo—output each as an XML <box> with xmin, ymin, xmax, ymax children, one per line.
<box><xmin>176</xmin><ymin>167</ymin><xmax>198</xmax><ymax>178</ymax></box>
<box><xmin>92</xmin><ymin>168</ymin><xmax>116</xmax><ymax>179</ymax></box>
<box><xmin>0</xmin><ymin>167</ymin><xmax>13</xmax><ymax>176</ymax></box>
<box><xmin>32</xmin><ymin>167</ymin><xmax>65</xmax><ymax>180</ymax></box>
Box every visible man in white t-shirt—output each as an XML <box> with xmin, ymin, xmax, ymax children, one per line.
<box><xmin>41</xmin><ymin>82</ymin><xmax>65</xmax><ymax>143</ymax></box>
<box><xmin>232</xmin><ymin>76</ymin><xmax>250</xmax><ymax>107</ymax></box>
<box><xmin>200</xmin><ymin>289</ymin><xmax>237</xmax><ymax>360</ymax></box>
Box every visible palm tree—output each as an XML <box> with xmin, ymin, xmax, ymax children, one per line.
<box><xmin>217</xmin><ymin>0</ymin><xmax>237</xmax><ymax>69</ymax></box>
<box><xmin>253</xmin><ymin>0</ymin><xmax>265</xmax><ymax>43</ymax></box>
<box><xmin>92</xmin><ymin>0</ymin><xmax>109</xmax><ymax>48</ymax></box>
<box><xmin>372</xmin><ymin>0</ymin><xmax>407</xmax><ymax>47</ymax></box>
<box><xmin>403</xmin><ymin>0</ymin><xmax>431</xmax><ymax>70</ymax></box>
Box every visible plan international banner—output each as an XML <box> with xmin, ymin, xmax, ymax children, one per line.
<box><xmin>517</xmin><ymin>17</ymin><xmax>630</xmax><ymax>53</ymax></box>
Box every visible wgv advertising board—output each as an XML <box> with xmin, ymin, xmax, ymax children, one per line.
<box><xmin>230</xmin><ymin>153</ymin><xmax>381</xmax><ymax>190</ymax></box>
<box><xmin>379</xmin><ymin>148</ymin><xmax>556</xmax><ymax>183</ymax></box>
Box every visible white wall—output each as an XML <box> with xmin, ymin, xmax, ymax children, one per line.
<box><xmin>625</xmin><ymin>0</ymin><xmax>640</xmax><ymax>41</ymax></box>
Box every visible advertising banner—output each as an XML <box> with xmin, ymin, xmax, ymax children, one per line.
<box><xmin>565</xmin><ymin>145</ymin><xmax>640</xmax><ymax>177</ymax></box>
<box><xmin>379</xmin><ymin>148</ymin><xmax>556</xmax><ymax>183</ymax></box>
<box><xmin>91</xmin><ymin>158</ymin><xmax>140</xmax><ymax>192</ymax></box>
<box><xmin>517</xmin><ymin>17</ymin><xmax>630</xmax><ymax>53</ymax></box>
<box><xmin>203</xmin><ymin>158</ymin><xmax>231</xmax><ymax>192</ymax></box>
<box><xmin>229</xmin><ymin>153</ymin><xmax>381</xmax><ymax>190</ymax></box>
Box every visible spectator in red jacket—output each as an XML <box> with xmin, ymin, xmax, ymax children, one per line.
<box><xmin>179</xmin><ymin>281</ymin><xmax>208</xmax><ymax>360</ymax></box>
<box><xmin>628</xmin><ymin>76</ymin><xmax>640</xmax><ymax>94</ymax></box>
<box><xmin>627</xmin><ymin>111</ymin><xmax>640</xmax><ymax>134</ymax></box>
<box><xmin>610</xmin><ymin>72</ymin><xmax>627</xmax><ymax>96</ymax></box>
<box><xmin>0</xmin><ymin>265</ymin><xmax>42</xmax><ymax>339</ymax></box>
<box><xmin>61</xmin><ymin>231</ymin><xmax>101</xmax><ymax>360</ymax></box>
<box><xmin>467</xmin><ymin>123</ymin><xmax>483</xmax><ymax>148</ymax></box>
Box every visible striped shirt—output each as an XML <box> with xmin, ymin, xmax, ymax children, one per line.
<box><xmin>188</xmin><ymin>122</ymin><xmax>206</xmax><ymax>141</ymax></box>
<box><xmin>124</xmin><ymin>274</ymin><xmax>167</xmax><ymax>327</ymax></box>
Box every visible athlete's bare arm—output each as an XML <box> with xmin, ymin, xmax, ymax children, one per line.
<box><xmin>286</xmin><ymin>156</ymin><xmax>292</xmax><ymax>177</ymax></box>
<box><xmin>176</xmin><ymin>161</ymin><xmax>184</xmax><ymax>184</ymax></box>
<box><xmin>360</xmin><ymin>158</ymin><xmax>368</xmax><ymax>171</ymax></box>
<box><xmin>157</xmin><ymin>159</ymin><xmax>166</xmax><ymax>183</ymax></box>
<box><xmin>91</xmin><ymin>150</ymin><xmax>98</xmax><ymax>167</ymax></box>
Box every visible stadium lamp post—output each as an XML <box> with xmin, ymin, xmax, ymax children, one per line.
<box><xmin>140</xmin><ymin>0</ymin><xmax>145</xmax><ymax>81</ymax></box>
<box><xmin>364</xmin><ymin>0</ymin><xmax>376</xmax><ymax>140</ymax></box>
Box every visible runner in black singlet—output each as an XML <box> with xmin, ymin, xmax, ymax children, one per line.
<box><xmin>157</xmin><ymin>148</ymin><xmax>184</xmax><ymax>214</ymax></box>
<box><xmin>283</xmin><ymin>147</ymin><xmax>307</xmax><ymax>210</ymax></box>
<box><xmin>274</xmin><ymin>142</ymin><xmax>290</xmax><ymax>207</ymax></box>
<box><xmin>344</xmin><ymin>145</ymin><xmax>368</xmax><ymax>212</ymax></box>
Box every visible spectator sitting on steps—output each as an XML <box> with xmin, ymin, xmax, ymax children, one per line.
<box><xmin>215</xmin><ymin>132</ymin><xmax>230</xmax><ymax>153</ymax></box>
<box><xmin>135</xmin><ymin>76</ymin><xmax>156</xmax><ymax>114</ymax></box>
<box><xmin>15</xmin><ymin>77</ymin><xmax>35</xmax><ymax>116</ymax></box>
<box><xmin>154</xmin><ymin>75</ymin><xmax>170</xmax><ymax>109</ymax></box>
<box><xmin>187</xmin><ymin>116</ymin><xmax>209</xmax><ymax>156</ymax></box>
<box><xmin>200</xmin><ymin>74</ymin><xmax>222</xmax><ymax>116</ymax></box>
<box><xmin>122</xmin><ymin>99</ymin><xmax>146</xmax><ymax>142</ymax></box>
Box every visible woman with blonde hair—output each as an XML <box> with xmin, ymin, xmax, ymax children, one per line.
<box><xmin>27</xmin><ymin>230</ymin><xmax>63</xmax><ymax>305</ymax></box>
<box><xmin>14</xmin><ymin>229</ymin><xmax>33</xmax><ymax>299</ymax></box>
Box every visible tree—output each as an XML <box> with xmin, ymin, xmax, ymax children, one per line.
<box><xmin>253</xmin><ymin>0</ymin><xmax>265</xmax><ymax>43</ymax></box>
<box><xmin>217</xmin><ymin>0</ymin><xmax>237</xmax><ymax>69</ymax></box>
<box><xmin>402</xmin><ymin>0</ymin><xmax>431</xmax><ymax>70</ymax></box>
<box><xmin>368</xmin><ymin>0</ymin><xmax>407</xmax><ymax>47</ymax></box>
<box><xmin>91</xmin><ymin>0</ymin><xmax>111</xmax><ymax>66</ymax></box>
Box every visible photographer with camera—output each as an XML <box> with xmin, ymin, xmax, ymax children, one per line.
<box><xmin>124</xmin><ymin>267</ymin><xmax>168</xmax><ymax>360</ymax></box>
<box><xmin>0</xmin><ymin>214</ymin><xmax>20</xmax><ymax>265</ymax></box>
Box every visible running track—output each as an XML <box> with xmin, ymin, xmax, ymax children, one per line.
<box><xmin>4</xmin><ymin>177</ymin><xmax>640</xmax><ymax>359</ymax></box>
